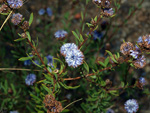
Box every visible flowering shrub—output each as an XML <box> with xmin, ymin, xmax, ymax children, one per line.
<box><xmin>0</xmin><ymin>0</ymin><xmax>149</xmax><ymax>113</ymax></box>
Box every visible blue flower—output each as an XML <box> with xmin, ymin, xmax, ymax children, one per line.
<box><xmin>133</xmin><ymin>55</ymin><xmax>146</xmax><ymax>68</ymax></box>
<box><xmin>144</xmin><ymin>35</ymin><xmax>150</xmax><ymax>44</ymax></box>
<box><xmin>137</xmin><ymin>36</ymin><xmax>143</xmax><ymax>43</ymax></box>
<box><xmin>46</xmin><ymin>7</ymin><xmax>52</xmax><ymax>17</ymax></box>
<box><xmin>130</xmin><ymin>50</ymin><xmax>139</xmax><ymax>59</ymax></box>
<box><xmin>10</xmin><ymin>111</ymin><xmax>19</xmax><ymax>113</ymax></box>
<box><xmin>92</xmin><ymin>30</ymin><xmax>103</xmax><ymax>40</ymax></box>
<box><xmin>33</xmin><ymin>60</ymin><xmax>40</xmax><ymax>65</ymax></box>
<box><xmin>11</xmin><ymin>13</ymin><xmax>23</xmax><ymax>25</ymax></box>
<box><xmin>60</xmin><ymin>43</ymin><xmax>78</xmax><ymax>56</ymax></box>
<box><xmin>38</xmin><ymin>8</ymin><xmax>45</xmax><ymax>15</ymax></box>
<box><xmin>124</xmin><ymin>99</ymin><xmax>139</xmax><ymax>113</ymax></box>
<box><xmin>65</xmin><ymin>49</ymin><xmax>84</xmax><ymax>68</ymax></box>
<box><xmin>139</xmin><ymin>77</ymin><xmax>146</xmax><ymax>86</ymax></box>
<box><xmin>106</xmin><ymin>109</ymin><xmax>114</xmax><ymax>113</ymax></box>
<box><xmin>24</xmin><ymin>60</ymin><xmax>31</xmax><ymax>66</ymax></box>
<box><xmin>7</xmin><ymin>0</ymin><xmax>23</xmax><ymax>9</ymax></box>
<box><xmin>54</xmin><ymin>30</ymin><xmax>68</xmax><ymax>39</ymax></box>
<box><xmin>104</xmin><ymin>8</ymin><xmax>114</xmax><ymax>16</ymax></box>
<box><xmin>25</xmin><ymin>74</ymin><xmax>36</xmax><ymax>85</ymax></box>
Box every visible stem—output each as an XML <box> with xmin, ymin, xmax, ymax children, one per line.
<box><xmin>0</xmin><ymin>10</ymin><xmax>13</xmax><ymax>31</ymax></box>
<box><xmin>27</xmin><ymin>39</ymin><xmax>53</xmax><ymax>77</ymax></box>
<box><xmin>62</xmin><ymin>98</ymin><xmax>82</xmax><ymax>111</ymax></box>
<box><xmin>0</xmin><ymin>68</ymin><xmax>41</xmax><ymax>71</ymax></box>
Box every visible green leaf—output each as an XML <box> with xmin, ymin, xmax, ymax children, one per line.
<box><xmin>104</xmin><ymin>57</ymin><xmax>109</xmax><ymax>67</ymax></box>
<box><xmin>26</xmin><ymin>31</ymin><xmax>31</xmax><ymax>42</ymax></box>
<box><xmin>42</xmin><ymin>84</ymin><xmax>52</xmax><ymax>94</ymax></box>
<box><xmin>18</xmin><ymin>56</ymin><xmax>32</xmax><ymax>61</ymax></box>
<box><xmin>11</xmin><ymin>84</ymin><xmax>16</xmax><ymax>96</ymax></box>
<box><xmin>60</xmin><ymin>82</ymin><xmax>80</xmax><ymax>89</ymax></box>
<box><xmin>83</xmin><ymin>61</ymin><xmax>89</xmax><ymax>73</ymax></box>
<box><xmin>29</xmin><ymin>13</ymin><xmax>33</xmax><ymax>26</ymax></box>
<box><xmin>14</xmin><ymin>37</ymin><xmax>26</xmax><ymax>42</ymax></box>
<box><xmin>72</xmin><ymin>31</ymin><xmax>80</xmax><ymax>41</ymax></box>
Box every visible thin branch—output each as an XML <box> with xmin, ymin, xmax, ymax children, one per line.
<box><xmin>0</xmin><ymin>68</ymin><xmax>41</xmax><ymax>71</ymax></box>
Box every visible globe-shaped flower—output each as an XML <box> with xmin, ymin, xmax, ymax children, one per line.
<box><xmin>54</xmin><ymin>30</ymin><xmax>68</xmax><ymax>39</ymax></box>
<box><xmin>7</xmin><ymin>0</ymin><xmax>23</xmax><ymax>9</ymax></box>
<box><xmin>124</xmin><ymin>99</ymin><xmax>139</xmax><ymax>113</ymax></box>
<box><xmin>25</xmin><ymin>74</ymin><xmax>36</xmax><ymax>85</ymax></box>
<box><xmin>120</xmin><ymin>42</ymin><xmax>134</xmax><ymax>55</ymax></box>
<box><xmin>11</xmin><ymin>13</ymin><xmax>23</xmax><ymax>25</ymax></box>
<box><xmin>133</xmin><ymin>55</ymin><xmax>146</xmax><ymax>68</ymax></box>
<box><xmin>38</xmin><ymin>8</ymin><xmax>45</xmax><ymax>15</ymax></box>
<box><xmin>65</xmin><ymin>49</ymin><xmax>84</xmax><ymax>68</ymax></box>
<box><xmin>139</xmin><ymin>77</ymin><xmax>146</xmax><ymax>86</ymax></box>
<box><xmin>142</xmin><ymin>35</ymin><xmax>150</xmax><ymax>48</ymax></box>
<box><xmin>60</xmin><ymin>43</ymin><xmax>78</xmax><ymax>56</ymax></box>
<box><xmin>46</xmin><ymin>7</ymin><xmax>52</xmax><ymax>17</ymax></box>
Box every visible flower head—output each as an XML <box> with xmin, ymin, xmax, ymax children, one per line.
<box><xmin>25</xmin><ymin>74</ymin><xmax>36</xmax><ymax>85</ymax></box>
<box><xmin>102</xmin><ymin>0</ymin><xmax>111</xmax><ymax>9</ymax></box>
<box><xmin>54</xmin><ymin>30</ymin><xmax>68</xmax><ymax>39</ymax></box>
<box><xmin>38</xmin><ymin>8</ymin><xmax>45</xmax><ymax>15</ymax></box>
<box><xmin>124</xmin><ymin>99</ymin><xmax>139</xmax><ymax>113</ymax></box>
<box><xmin>142</xmin><ymin>34</ymin><xmax>150</xmax><ymax>48</ymax></box>
<box><xmin>103</xmin><ymin>8</ymin><xmax>114</xmax><ymax>17</ymax></box>
<box><xmin>46</xmin><ymin>7</ymin><xmax>52</xmax><ymax>17</ymax></box>
<box><xmin>120</xmin><ymin>42</ymin><xmax>134</xmax><ymax>55</ymax></box>
<box><xmin>133</xmin><ymin>55</ymin><xmax>146</xmax><ymax>68</ymax></box>
<box><xmin>0</xmin><ymin>4</ymin><xmax>10</xmax><ymax>13</ymax></box>
<box><xmin>139</xmin><ymin>77</ymin><xmax>146</xmax><ymax>86</ymax></box>
<box><xmin>130</xmin><ymin>50</ymin><xmax>139</xmax><ymax>59</ymax></box>
<box><xmin>7</xmin><ymin>0</ymin><xmax>23</xmax><ymax>9</ymax></box>
<box><xmin>46</xmin><ymin>55</ymin><xmax>53</xmax><ymax>66</ymax></box>
<box><xmin>106</xmin><ymin>109</ymin><xmax>114</xmax><ymax>113</ymax></box>
<box><xmin>92</xmin><ymin>30</ymin><xmax>103</xmax><ymax>40</ymax></box>
<box><xmin>11</xmin><ymin>13</ymin><xmax>23</xmax><ymax>25</ymax></box>
<box><xmin>137</xmin><ymin>36</ymin><xmax>143</xmax><ymax>44</ymax></box>
<box><xmin>60</xmin><ymin>43</ymin><xmax>78</xmax><ymax>56</ymax></box>
<box><xmin>93</xmin><ymin>0</ymin><xmax>102</xmax><ymax>6</ymax></box>
<box><xmin>24</xmin><ymin>59</ymin><xmax>31</xmax><ymax>66</ymax></box>
<box><xmin>65</xmin><ymin>49</ymin><xmax>84</xmax><ymax>68</ymax></box>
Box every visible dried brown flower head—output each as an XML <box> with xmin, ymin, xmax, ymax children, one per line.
<box><xmin>133</xmin><ymin>55</ymin><xmax>146</xmax><ymax>68</ymax></box>
<box><xmin>21</xmin><ymin>21</ymin><xmax>29</xmax><ymax>31</ymax></box>
<box><xmin>43</xmin><ymin>94</ymin><xmax>55</xmax><ymax>109</ymax></box>
<box><xmin>120</xmin><ymin>42</ymin><xmax>134</xmax><ymax>55</ymax></box>
<box><xmin>44</xmin><ymin>95</ymin><xmax>63</xmax><ymax>113</ymax></box>
<box><xmin>0</xmin><ymin>4</ymin><xmax>10</xmax><ymax>13</ymax></box>
<box><xmin>96</xmin><ymin>56</ymin><xmax>105</xmax><ymax>64</ymax></box>
<box><xmin>101</xmin><ymin>0</ymin><xmax>111</xmax><ymax>9</ymax></box>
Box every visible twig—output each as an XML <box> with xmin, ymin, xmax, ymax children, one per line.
<box><xmin>62</xmin><ymin>98</ymin><xmax>83</xmax><ymax>111</ymax></box>
<box><xmin>0</xmin><ymin>68</ymin><xmax>41</xmax><ymax>71</ymax></box>
<box><xmin>0</xmin><ymin>10</ymin><xmax>13</xmax><ymax>31</ymax></box>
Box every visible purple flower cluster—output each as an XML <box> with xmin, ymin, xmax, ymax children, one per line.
<box><xmin>25</xmin><ymin>74</ymin><xmax>36</xmax><ymax>85</ymax></box>
<box><xmin>7</xmin><ymin>0</ymin><xmax>23</xmax><ymax>9</ymax></box>
<box><xmin>54</xmin><ymin>30</ymin><xmax>68</xmax><ymax>39</ymax></box>
<box><xmin>92</xmin><ymin>30</ymin><xmax>103</xmax><ymax>40</ymax></box>
<box><xmin>60</xmin><ymin>43</ymin><xmax>84</xmax><ymax>68</ymax></box>
<box><xmin>11</xmin><ymin>13</ymin><xmax>23</xmax><ymax>25</ymax></box>
<box><xmin>139</xmin><ymin>77</ymin><xmax>146</xmax><ymax>86</ymax></box>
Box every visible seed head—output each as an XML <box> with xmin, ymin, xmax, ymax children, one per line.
<box><xmin>21</xmin><ymin>21</ymin><xmax>29</xmax><ymax>31</ymax></box>
<box><xmin>0</xmin><ymin>4</ymin><xmax>10</xmax><ymax>13</ymax></box>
